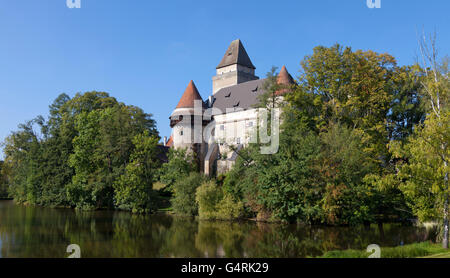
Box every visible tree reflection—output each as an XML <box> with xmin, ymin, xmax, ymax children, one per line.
<box><xmin>0</xmin><ymin>201</ymin><xmax>435</xmax><ymax>258</ymax></box>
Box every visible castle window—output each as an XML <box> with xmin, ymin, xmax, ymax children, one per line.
<box><xmin>246</xmin><ymin>121</ymin><xmax>253</xmax><ymax>127</ymax></box>
<box><xmin>236</xmin><ymin>137</ymin><xmax>241</xmax><ymax>144</ymax></box>
<box><xmin>220</xmin><ymin>125</ymin><xmax>225</xmax><ymax>131</ymax></box>
<box><xmin>180</xmin><ymin>130</ymin><xmax>183</xmax><ymax>136</ymax></box>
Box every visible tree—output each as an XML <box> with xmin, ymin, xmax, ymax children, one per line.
<box><xmin>223</xmin><ymin>46</ymin><xmax>419</xmax><ymax>224</ymax></box>
<box><xmin>317</xmin><ymin>123</ymin><xmax>378</xmax><ymax>225</ymax></box>
<box><xmin>68</xmin><ymin>97</ymin><xmax>158</xmax><ymax>210</ymax></box>
<box><xmin>114</xmin><ymin>132</ymin><xmax>161</xmax><ymax>213</ymax></box>
<box><xmin>292</xmin><ymin>44</ymin><xmax>425</xmax><ymax>159</ymax></box>
<box><xmin>224</xmin><ymin>109</ymin><xmax>322</xmax><ymax>223</ymax></box>
<box><xmin>2</xmin><ymin>119</ymin><xmax>44</xmax><ymax>204</ymax></box>
<box><xmin>159</xmin><ymin>148</ymin><xmax>198</xmax><ymax>193</ymax></box>
<box><xmin>393</xmin><ymin>32</ymin><xmax>449</xmax><ymax>248</ymax></box>
<box><xmin>284</xmin><ymin>44</ymin><xmax>423</xmax><ymax>224</ymax></box>
<box><xmin>172</xmin><ymin>172</ymin><xmax>205</xmax><ymax>216</ymax></box>
<box><xmin>3</xmin><ymin>91</ymin><xmax>159</xmax><ymax>211</ymax></box>
<box><xmin>0</xmin><ymin>161</ymin><xmax>9</xmax><ymax>198</ymax></box>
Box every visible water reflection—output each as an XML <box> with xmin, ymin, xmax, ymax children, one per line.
<box><xmin>0</xmin><ymin>200</ymin><xmax>436</xmax><ymax>258</ymax></box>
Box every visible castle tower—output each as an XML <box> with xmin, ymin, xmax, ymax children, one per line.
<box><xmin>169</xmin><ymin>80</ymin><xmax>208</xmax><ymax>170</ymax></box>
<box><xmin>212</xmin><ymin>39</ymin><xmax>259</xmax><ymax>94</ymax></box>
<box><xmin>275</xmin><ymin>65</ymin><xmax>295</xmax><ymax>95</ymax></box>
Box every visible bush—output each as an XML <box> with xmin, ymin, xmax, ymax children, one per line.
<box><xmin>196</xmin><ymin>181</ymin><xmax>244</xmax><ymax>220</ymax></box>
<box><xmin>196</xmin><ymin>180</ymin><xmax>222</xmax><ymax>219</ymax></box>
<box><xmin>216</xmin><ymin>194</ymin><xmax>244</xmax><ymax>220</ymax></box>
<box><xmin>172</xmin><ymin>172</ymin><xmax>205</xmax><ymax>216</ymax></box>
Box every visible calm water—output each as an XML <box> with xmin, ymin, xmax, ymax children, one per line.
<box><xmin>0</xmin><ymin>200</ymin><xmax>435</xmax><ymax>258</ymax></box>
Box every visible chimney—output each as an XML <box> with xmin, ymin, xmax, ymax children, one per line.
<box><xmin>163</xmin><ymin>136</ymin><xmax>167</xmax><ymax>146</ymax></box>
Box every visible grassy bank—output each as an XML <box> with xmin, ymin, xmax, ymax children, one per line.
<box><xmin>320</xmin><ymin>242</ymin><xmax>450</xmax><ymax>258</ymax></box>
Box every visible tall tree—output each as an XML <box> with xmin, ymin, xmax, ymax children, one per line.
<box><xmin>393</xmin><ymin>32</ymin><xmax>449</xmax><ymax>248</ymax></box>
<box><xmin>68</xmin><ymin>98</ymin><xmax>158</xmax><ymax>209</ymax></box>
<box><xmin>114</xmin><ymin>132</ymin><xmax>161</xmax><ymax>213</ymax></box>
<box><xmin>3</xmin><ymin>91</ymin><xmax>158</xmax><ymax>211</ymax></box>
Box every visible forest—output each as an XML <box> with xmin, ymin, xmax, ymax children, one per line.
<box><xmin>0</xmin><ymin>40</ymin><xmax>448</xmax><ymax>247</ymax></box>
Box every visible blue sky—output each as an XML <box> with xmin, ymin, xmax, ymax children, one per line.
<box><xmin>0</xmin><ymin>0</ymin><xmax>449</xmax><ymax>158</ymax></box>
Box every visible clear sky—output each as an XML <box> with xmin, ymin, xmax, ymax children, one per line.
<box><xmin>0</xmin><ymin>0</ymin><xmax>449</xmax><ymax>158</ymax></box>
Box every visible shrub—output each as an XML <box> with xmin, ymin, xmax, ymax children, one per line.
<box><xmin>196</xmin><ymin>180</ymin><xmax>223</xmax><ymax>219</ymax></box>
<box><xmin>172</xmin><ymin>172</ymin><xmax>205</xmax><ymax>216</ymax></box>
<box><xmin>196</xmin><ymin>181</ymin><xmax>244</xmax><ymax>220</ymax></box>
<box><xmin>216</xmin><ymin>194</ymin><xmax>244</xmax><ymax>220</ymax></box>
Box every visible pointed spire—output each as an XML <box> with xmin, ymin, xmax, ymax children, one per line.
<box><xmin>275</xmin><ymin>66</ymin><xmax>295</xmax><ymax>96</ymax></box>
<box><xmin>175</xmin><ymin>80</ymin><xmax>204</xmax><ymax>109</ymax></box>
<box><xmin>277</xmin><ymin>65</ymin><xmax>295</xmax><ymax>85</ymax></box>
<box><xmin>216</xmin><ymin>39</ymin><xmax>256</xmax><ymax>69</ymax></box>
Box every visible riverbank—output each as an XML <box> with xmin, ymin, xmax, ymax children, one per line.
<box><xmin>319</xmin><ymin>241</ymin><xmax>450</xmax><ymax>258</ymax></box>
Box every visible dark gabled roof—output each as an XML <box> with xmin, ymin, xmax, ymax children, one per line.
<box><xmin>175</xmin><ymin>80</ymin><xmax>205</xmax><ymax>109</ymax></box>
<box><xmin>210</xmin><ymin>66</ymin><xmax>295</xmax><ymax>113</ymax></box>
<box><xmin>216</xmin><ymin>39</ymin><xmax>256</xmax><ymax>69</ymax></box>
<box><xmin>211</xmin><ymin>79</ymin><xmax>266</xmax><ymax>114</ymax></box>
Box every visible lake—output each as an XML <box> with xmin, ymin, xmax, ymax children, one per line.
<box><xmin>0</xmin><ymin>200</ymin><xmax>436</xmax><ymax>258</ymax></box>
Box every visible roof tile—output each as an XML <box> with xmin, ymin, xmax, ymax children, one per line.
<box><xmin>216</xmin><ymin>39</ymin><xmax>256</xmax><ymax>69</ymax></box>
<box><xmin>175</xmin><ymin>80</ymin><xmax>204</xmax><ymax>109</ymax></box>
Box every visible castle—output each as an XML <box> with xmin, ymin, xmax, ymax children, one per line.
<box><xmin>166</xmin><ymin>39</ymin><xmax>295</xmax><ymax>176</ymax></box>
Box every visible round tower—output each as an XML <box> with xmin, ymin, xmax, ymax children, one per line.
<box><xmin>169</xmin><ymin>80</ymin><xmax>209</xmax><ymax>170</ymax></box>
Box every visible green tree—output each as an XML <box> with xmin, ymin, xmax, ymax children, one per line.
<box><xmin>317</xmin><ymin>123</ymin><xmax>378</xmax><ymax>225</ymax></box>
<box><xmin>224</xmin><ymin>112</ymin><xmax>322</xmax><ymax>223</ymax></box>
<box><xmin>68</xmin><ymin>101</ymin><xmax>157</xmax><ymax>210</ymax></box>
<box><xmin>3</xmin><ymin>91</ymin><xmax>158</xmax><ymax>211</ymax></box>
<box><xmin>172</xmin><ymin>172</ymin><xmax>205</xmax><ymax>216</ymax></box>
<box><xmin>114</xmin><ymin>132</ymin><xmax>161</xmax><ymax>213</ymax></box>
<box><xmin>291</xmin><ymin>44</ymin><xmax>424</xmax><ymax>158</ymax></box>
<box><xmin>159</xmin><ymin>148</ymin><xmax>198</xmax><ymax>193</ymax></box>
<box><xmin>2</xmin><ymin>119</ymin><xmax>44</xmax><ymax>204</ymax></box>
<box><xmin>393</xmin><ymin>33</ymin><xmax>449</xmax><ymax>248</ymax></box>
<box><xmin>0</xmin><ymin>161</ymin><xmax>9</xmax><ymax>198</ymax></box>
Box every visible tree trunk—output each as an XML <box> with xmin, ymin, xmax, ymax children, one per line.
<box><xmin>444</xmin><ymin>162</ymin><xmax>449</xmax><ymax>249</ymax></box>
<box><xmin>443</xmin><ymin>195</ymin><xmax>449</xmax><ymax>249</ymax></box>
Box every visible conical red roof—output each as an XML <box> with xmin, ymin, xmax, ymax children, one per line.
<box><xmin>275</xmin><ymin>66</ymin><xmax>295</xmax><ymax>96</ymax></box>
<box><xmin>277</xmin><ymin>65</ymin><xmax>295</xmax><ymax>85</ymax></box>
<box><xmin>175</xmin><ymin>80</ymin><xmax>204</xmax><ymax>109</ymax></box>
<box><xmin>166</xmin><ymin>135</ymin><xmax>173</xmax><ymax>147</ymax></box>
